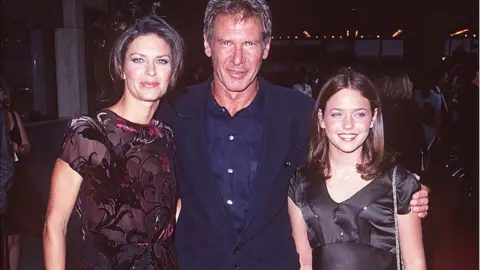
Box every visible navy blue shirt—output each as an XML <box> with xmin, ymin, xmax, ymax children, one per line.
<box><xmin>205</xmin><ymin>87</ymin><xmax>265</xmax><ymax>238</ymax></box>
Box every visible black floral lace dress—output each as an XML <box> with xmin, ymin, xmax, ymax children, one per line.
<box><xmin>59</xmin><ymin>109</ymin><xmax>177</xmax><ymax>269</ymax></box>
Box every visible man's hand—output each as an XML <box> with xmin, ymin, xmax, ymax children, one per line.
<box><xmin>410</xmin><ymin>183</ymin><xmax>430</xmax><ymax>218</ymax></box>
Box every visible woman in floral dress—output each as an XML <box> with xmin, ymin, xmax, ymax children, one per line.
<box><xmin>43</xmin><ymin>14</ymin><xmax>185</xmax><ymax>269</ymax></box>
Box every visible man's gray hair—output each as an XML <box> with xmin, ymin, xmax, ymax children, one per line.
<box><xmin>204</xmin><ymin>0</ymin><xmax>272</xmax><ymax>43</ymax></box>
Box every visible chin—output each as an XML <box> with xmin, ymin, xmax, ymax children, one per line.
<box><xmin>227</xmin><ymin>86</ymin><xmax>249</xmax><ymax>93</ymax></box>
<box><xmin>331</xmin><ymin>142</ymin><xmax>363</xmax><ymax>154</ymax></box>
<box><xmin>140</xmin><ymin>94</ymin><xmax>165</xmax><ymax>102</ymax></box>
<box><xmin>225</xmin><ymin>79</ymin><xmax>254</xmax><ymax>93</ymax></box>
<box><xmin>339</xmin><ymin>147</ymin><xmax>362</xmax><ymax>154</ymax></box>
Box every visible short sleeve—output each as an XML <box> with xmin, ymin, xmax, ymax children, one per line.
<box><xmin>288</xmin><ymin>167</ymin><xmax>308</xmax><ymax>208</ymax></box>
<box><xmin>59</xmin><ymin>117</ymin><xmax>105</xmax><ymax>178</ymax></box>
<box><xmin>394</xmin><ymin>166</ymin><xmax>421</xmax><ymax>215</ymax></box>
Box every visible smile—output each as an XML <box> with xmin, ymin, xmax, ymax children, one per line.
<box><xmin>338</xmin><ymin>133</ymin><xmax>358</xmax><ymax>142</ymax></box>
<box><xmin>227</xmin><ymin>70</ymin><xmax>247</xmax><ymax>79</ymax></box>
<box><xmin>140</xmin><ymin>81</ymin><xmax>160</xmax><ymax>88</ymax></box>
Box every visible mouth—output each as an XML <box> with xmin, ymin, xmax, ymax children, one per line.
<box><xmin>140</xmin><ymin>81</ymin><xmax>160</xmax><ymax>88</ymax></box>
<box><xmin>227</xmin><ymin>69</ymin><xmax>248</xmax><ymax>79</ymax></box>
<box><xmin>337</xmin><ymin>133</ymin><xmax>358</xmax><ymax>142</ymax></box>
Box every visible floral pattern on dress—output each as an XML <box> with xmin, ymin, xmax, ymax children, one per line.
<box><xmin>59</xmin><ymin>109</ymin><xmax>177</xmax><ymax>270</ymax></box>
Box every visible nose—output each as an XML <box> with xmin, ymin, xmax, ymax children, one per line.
<box><xmin>232</xmin><ymin>46</ymin><xmax>245</xmax><ymax>66</ymax></box>
<box><xmin>146</xmin><ymin>61</ymin><xmax>156</xmax><ymax>76</ymax></box>
<box><xmin>342</xmin><ymin>115</ymin><xmax>354</xmax><ymax>129</ymax></box>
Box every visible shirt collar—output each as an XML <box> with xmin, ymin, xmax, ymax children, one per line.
<box><xmin>205</xmin><ymin>79</ymin><xmax>265</xmax><ymax>118</ymax></box>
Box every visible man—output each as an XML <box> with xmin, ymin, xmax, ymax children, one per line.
<box><xmin>292</xmin><ymin>71</ymin><xmax>313</xmax><ymax>98</ymax></box>
<box><xmin>157</xmin><ymin>1</ymin><xmax>430</xmax><ymax>269</ymax></box>
<box><xmin>309</xmin><ymin>67</ymin><xmax>326</xmax><ymax>99</ymax></box>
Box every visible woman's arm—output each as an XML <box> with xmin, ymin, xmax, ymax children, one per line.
<box><xmin>13</xmin><ymin>110</ymin><xmax>31</xmax><ymax>156</ymax></box>
<box><xmin>43</xmin><ymin>159</ymin><xmax>83</xmax><ymax>270</ymax></box>
<box><xmin>398</xmin><ymin>212</ymin><xmax>426</xmax><ymax>270</ymax></box>
<box><xmin>287</xmin><ymin>197</ymin><xmax>312</xmax><ymax>270</ymax></box>
<box><xmin>176</xmin><ymin>198</ymin><xmax>182</xmax><ymax>222</ymax></box>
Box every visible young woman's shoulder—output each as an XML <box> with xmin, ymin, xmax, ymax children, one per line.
<box><xmin>386</xmin><ymin>164</ymin><xmax>421</xmax><ymax>214</ymax></box>
<box><xmin>288</xmin><ymin>165</ymin><xmax>317</xmax><ymax>207</ymax></box>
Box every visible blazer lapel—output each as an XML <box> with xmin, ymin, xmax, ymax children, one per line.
<box><xmin>174</xmin><ymin>86</ymin><xmax>232</xmax><ymax>221</ymax></box>
<box><xmin>240</xmin><ymin>84</ymin><xmax>291</xmax><ymax>239</ymax></box>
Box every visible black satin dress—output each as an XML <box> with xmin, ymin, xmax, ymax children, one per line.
<box><xmin>288</xmin><ymin>166</ymin><xmax>420</xmax><ymax>270</ymax></box>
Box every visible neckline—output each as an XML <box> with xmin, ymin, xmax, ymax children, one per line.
<box><xmin>103</xmin><ymin>108</ymin><xmax>153</xmax><ymax>127</ymax></box>
<box><xmin>324</xmin><ymin>177</ymin><xmax>377</xmax><ymax>205</ymax></box>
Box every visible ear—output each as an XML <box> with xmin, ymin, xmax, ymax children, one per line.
<box><xmin>370</xmin><ymin>108</ymin><xmax>378</xmax><ymax>128</ymax></box>
<box><xmin>203</xmin><ymin>33</ymin><xmax>212</xmax><ymax>57</ymax></box>
<box><xmin>318</xmin><ymin>109</ymin><xmax>326</xmax><ymax>129</ymax></box>
<box><xmin>262</xmin><ymin>38</ymin><xmax>271</xmax><ymax>59</ymax></box>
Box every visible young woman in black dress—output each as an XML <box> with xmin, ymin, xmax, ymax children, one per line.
<box><xmin>288</xmin><ymin>69</ymin><xmax>426</xmax><ymax>270</ymax></box>
<box><xmin>43</xmin><ymin>14</ymin><xmax>185</xmax><ymax>269</ymax></box>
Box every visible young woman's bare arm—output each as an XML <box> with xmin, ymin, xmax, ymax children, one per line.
<box><xmin>287</xmin><ymin>197</ymin><xmax>312</xmax><ymax>270</ymax></box>
<box><xmin>398</xmin><ymin>212</ymin><xmax>426</xmax><ymax>270</ymax></box>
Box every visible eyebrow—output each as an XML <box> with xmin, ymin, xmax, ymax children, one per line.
<box><xmin>217</xmin><ymin>38</ymin><xmax>259</xmax><ymax>44</ymax></box>
<box><xmin>329</xmin><ymin>108</ymin><xmax>368</xmax><ymax>112</ymax></box>
<box><xmin>129</xmin><ymin>53</ymin><xmax>171</xmax><ymax>58</ymax></box>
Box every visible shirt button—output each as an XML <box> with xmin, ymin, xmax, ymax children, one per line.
<box><xmin>227</xmin><ymin>168</ymin><xmax>233</xmax><ymax>174</ymax></box>
<box><xmin>228</xmin><ymin>135</ymin><xmax>235</xmax><ymax>141</ymax></box>
<box><xmin>227</xmin><ymin>200</ymin><xmax>233</xmax><ymax>205</ymax></box>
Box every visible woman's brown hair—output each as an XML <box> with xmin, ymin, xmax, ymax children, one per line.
<box><xmin>377</xmin><ymin>67</ymin><xmax>413</xmax><ymax>101</ymax></box>
<box><xmin>110</xmin><ymin>14</ymin><xmax>185</xmax><ymax>91</ymax></box>
<box><xmin>307</xmin><ymin>68</ymin><xmax>385</xmax><ymax>180</ymax></box>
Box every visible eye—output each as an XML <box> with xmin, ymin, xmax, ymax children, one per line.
<box><xmin>221</xmin><ymin>40</ymin><xmax>232</xmax><ymax>46</ymax></box>
<box><xmin>330</xmin><ymin>112</ymin><xmax>342</xmax><ymax>118</ymax></box>
<box><xmin>132</xmin><ymin>58</ymin><xmax>144</xmax><ymax>63</ymax></box>
<box><xmin>245</xmin><ymin>41</ymin><xmax>254</xmax><ymax>46</ymax></box>
<box><xmin>354</xmin><ymin>111</ymin><xmax>367</xmax><ymax>118</ymax></box>
<box><xmin>156</xmin><ymin>58</ymin><xmax>169</xmax><ymax>65</ymax></box>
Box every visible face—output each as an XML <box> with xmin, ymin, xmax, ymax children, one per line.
<box><xmin>319</xmin><ymin>89</ymin><xmax>377</xmax><ymax>156</ymax></box>
<box><xmin>122</xmin><ymin>34</ymin><xmax>173</xmax><ymax>103</ymax></box>
<box><xmin>301</xmin><ymin>74</ymin><xmax>309</xmax><ymax>84</ymax></box>
<box><xmin>204</xmin><ymin>14</ymin><xmax>271</xmax><ymax>93</ymax></box>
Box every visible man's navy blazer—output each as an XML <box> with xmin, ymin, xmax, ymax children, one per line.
<box><xmin>156</xmin><ymin>78</ymin><xmax>314</xmax><ymax>270</ymax></box>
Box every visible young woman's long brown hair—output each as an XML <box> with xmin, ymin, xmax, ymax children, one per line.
<box><xmin>307</xmin><ymin>68</ymin><xmax>385</xmax><ymax>180</ymax></box>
